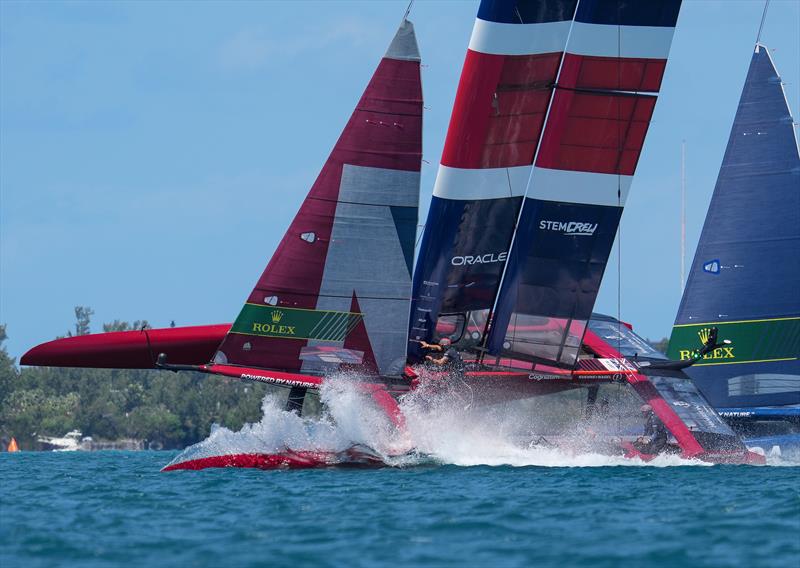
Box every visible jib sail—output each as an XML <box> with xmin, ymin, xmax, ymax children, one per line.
<box><xmin>409</xmin><ymin>0</ymin><xmax>579</xmax><ymax>351</ymax></box>
<box><xmin>667</xmin><ymin>44</ymin><xmax>800</xmax><ymax>408</ymax></box>
<box><xmin>215</xmin><ymin>20</ymin><xmax>423</xmax><ymax>376</ymax></box>
<box><xmin>486</xmin><ymin>0</ymin><xmax>682</xmax><ymax>368</ymax></box>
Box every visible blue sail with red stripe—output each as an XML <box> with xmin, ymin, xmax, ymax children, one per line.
<box><xmin>485</xmin><ymin>0</ymin><xmax>682</xmax><ymax>368</ymax></box>
<box><xmin>667</xmin><ymin>44</ymin><xmax>800</xmax><ymax>411</ymax></box>
<box><xmin>410</xmin><ymin>0</ymin><xmax>579</xmax><ymax>352</ymax></box>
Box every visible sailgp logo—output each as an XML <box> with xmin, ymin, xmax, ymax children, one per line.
<box><xmin>451</xmin><ymin>252</ymin><xmax>508</xmax><ymax>266</ymax></box>
<box><xmin>539</xmin><ymin>220</ymin><xmax>598</xmax><ymax>236</ymax></box>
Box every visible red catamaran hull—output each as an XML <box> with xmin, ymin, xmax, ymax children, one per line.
<box><xmin>162</xmin><ymin>448</ymin><xmax>389</xmax><ymax>471</ymax></box>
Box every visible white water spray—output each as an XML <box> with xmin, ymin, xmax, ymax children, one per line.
<box><xmin>170</xmin><ymin>375</ymin><xmax>790</xmax><ymax>468</ymax></box>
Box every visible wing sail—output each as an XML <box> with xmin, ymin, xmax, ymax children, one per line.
<box><xmin>216</xmin><ymin>20</ymin><xmax>423</xmax><ymax>376</ymax></box>
<box><xmin>667</xmin><ymin>44</ymin><xmax>800</xmax><ymax>408</ymax></box>
<box><xmin>410</xmin><ymin>0</ymin><xmax>579</xmax><ymax>350</ymax></box>
<box><xmin>486</xmin><ymin>1</ymin><xmax>682</xmax><ymax>368</ymax></box>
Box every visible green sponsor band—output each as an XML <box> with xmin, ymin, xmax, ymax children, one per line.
<box><xmin>230</xmin><ymin>304</ymin><xmax>362</xmax><ymax>342</ymax></box>
<box><xmin>667</xmin><ymin>317</ymin><xmax>800</xmax><ymax>365</ymax></box>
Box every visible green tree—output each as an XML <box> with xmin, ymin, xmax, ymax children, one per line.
<box><xmin>0</xmin><ymin>324</ymin><xmax>17</xmax><ymax>411</ymax></box>
<box><xmin>647</xmin><ymin>337</ymin><xmax>670</xmax><ymax>354</ymax></box>
<box><xmin>103</xmin><ymin>320</ymin><xmax>150</xmax><ymax>332</ymax></box>
<box><xmin>1</xmin><ymin>320</ymin><xmax>269</xmax><ymax>450</ymax></box>
<box><xmin>73</xmin><ymin>306</ymin><xmax>94</xmax><ymax>336</ymax></box>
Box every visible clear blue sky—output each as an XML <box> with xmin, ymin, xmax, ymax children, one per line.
<box><xmin>2</xmin><ymin>1</ymin><xmax>798</xmax><ymax>360</ymax></box>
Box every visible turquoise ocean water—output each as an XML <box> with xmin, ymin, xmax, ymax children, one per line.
<box><xmin>1</xmin><ymin>451</ymin><xmax>798</xmax><ymax>568</ymax></box>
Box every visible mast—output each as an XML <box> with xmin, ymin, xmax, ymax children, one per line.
<box><xmin>756</xmin><ymin>0</ymin><xmax>770</xmax><ymax>45</ymax></box>
<box><xmin>681</xmin><ymin>140</ymin><xmax>686</xmax><ymax>293</ymax></box>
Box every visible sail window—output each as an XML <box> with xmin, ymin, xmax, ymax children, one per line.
<box><xmin>587</xmin><ymin>317</ymin><xmax>667</xmax><ymax>360</ymax></box>
<box><xmin>435</xmin><ymin>313</ymin><xmax>465</xmax><ymax>343</ymax></box>
<box><xmin>300</xmin><ymin>232</ymin><xmax>316</xmax><ymax>243</ymax></box>
<box><xmin>728</xmin><ymin>374</ymin><xmax>800</xmax><ymax>396</ymax></box>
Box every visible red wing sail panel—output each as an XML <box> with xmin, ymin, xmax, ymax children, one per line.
<box><xmin>486</xmin><ymin>1</ymin><xmax>682</xmax><ymax>368</ymax></box>
<box><xmin>216</xmin><ymin>20</ymin><xmax>423</xmax><ymax>376</ymax></box>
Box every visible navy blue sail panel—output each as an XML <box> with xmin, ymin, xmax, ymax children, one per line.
<box><xmin>489</xmin><ymin>202</ymin><xmax>621</xmax><ymax>364</ymax></box>
<box><xmin>409</xmin><ymin>0</ymin><xmax>578</xmax><ymax>345</ymax></box>
<box><xmin>413</xmin><ymin>198</ymin><xmax>521</xmax><ymax>316</ymax></box>
<box><xmin>478</xmin><ymin>0</ymin><xmax>577</xmax><ymax>23</ymax></box>
<box><xmin>574</xmin><ymin>0</ymin><xmax>682</xmax><ymax>27</ymax></box>
<box><xmin>485</xmin><ymin>0</ymin><xmax>681</xmax><ymax>368</ymax></box>
<box><xmin>669</xmin><ymin>45</ymin><xmax>800</xmax><ymax>408</ymax></box>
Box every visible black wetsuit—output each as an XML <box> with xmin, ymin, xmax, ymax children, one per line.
<box><xmin>443</xmin><ymin>347</ymin><xmax>463</xmax><ymax>368</ymax></box>
<box><xmin>424</xmin><ymin>345</ymin><xmax>463</xmax><ymax>373</ymax></box>
<box><xmin>636</xmin><ymin>411</ymin><xmax>668</xmax><ymax>454</ymax></box>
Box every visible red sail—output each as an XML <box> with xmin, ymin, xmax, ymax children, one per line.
<box><xmin>215</xmin><ymin>20</ymin><xmax>423</xmax><ymax>375</ymax></box>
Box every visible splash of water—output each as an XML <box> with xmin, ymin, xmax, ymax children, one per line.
<box><xmin>169</xmin><ymin>375</ymin><xmax>790</xmax><ymax>469</ymax></box>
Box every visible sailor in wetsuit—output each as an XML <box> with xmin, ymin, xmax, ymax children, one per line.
<box><xmin>418</xmin><ymin>337</ymin><xmax>463</xmax><ymax>370</ymax></box>
<box><xmin>633</xmin><ymin>404</ymin><xmax>668</xmax><ymax>454</ymax></box>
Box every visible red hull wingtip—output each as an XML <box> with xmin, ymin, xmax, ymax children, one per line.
<box><xmin>20</xmin><ymin>324</ymin><xmax>230</xmax><ymax>369</ymax></box>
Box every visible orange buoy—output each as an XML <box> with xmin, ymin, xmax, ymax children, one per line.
<box><xmin>7</xmin><ymin>437</ymin><xmax>19</xmax><ymax>452</ymax></box>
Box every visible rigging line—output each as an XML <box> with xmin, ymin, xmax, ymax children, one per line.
<box><xmin>141</xmin><ymin>325</ymin><xmax>155</xmax><ymax>367</ymax></box>
<box><xmin>403</xmin><ymin>0</ymin><xmax>414</xmax><ymax>21</ymax></box>
<box><xmin>756</xmin><ymin>0</ymin><xmax>770</xmax><ymax>45</ymax></box>
<box><xmin>415</xmin><ymin>223</ymin><xmax>426</xmax><ymax>249</ymax></box>
<box><xmin>616</xmin><ymin>2</ymin><xmax>622</xmax><ymax>355</ymax></box>
<box><xmin>681</xmin><ymin>141</ymin><xmax>686</xmax><ymax>293</ymax></box>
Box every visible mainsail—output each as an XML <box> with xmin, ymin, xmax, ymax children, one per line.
<box><xmin>668</xmin><ymin>44</ymin><xmax>800</xmax><ymax>409</ymax></box>
<box><xmin>485</xmin><ymin>0</ymin><xmax>682</xmax><ymax>367</ymax></box>
<box><xmin>410</xmin><ymin>0</ymin><xmax>579</xmax><ymax>351</ymax></box>
<box><xmin>215</xmin><ymin>20</ymin><xmax>423</xmax><ymax>376</ymax></box>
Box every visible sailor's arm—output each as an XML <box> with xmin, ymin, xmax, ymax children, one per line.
<box><xmin>425</xmin><ymin>354</ymin><xmax>449</xmax><ymax>365</ymax></box>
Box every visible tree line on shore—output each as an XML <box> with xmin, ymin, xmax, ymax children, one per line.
<box><xmin>0</xmin><ymin>308</ymin><xmax>268</xmax><ymax>450</ymax></box>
